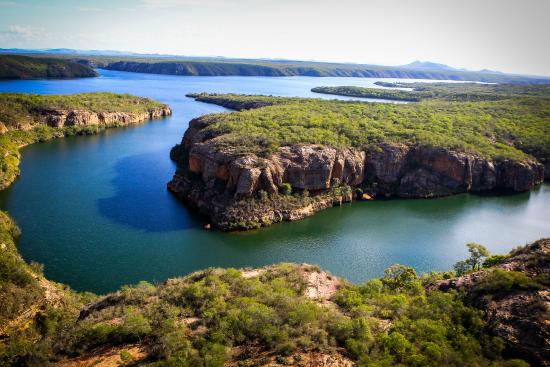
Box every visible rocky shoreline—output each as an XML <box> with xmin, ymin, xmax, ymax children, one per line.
<box><xmin>168</xmin><ymin>116</ymin><xmax>544</xmax><ymax>230</ymax></box>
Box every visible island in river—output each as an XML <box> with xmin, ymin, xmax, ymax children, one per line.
<box><xmin>168</xmin><ymin>83</ymin><xmax>549</xmax><ymax>230</ymax></box>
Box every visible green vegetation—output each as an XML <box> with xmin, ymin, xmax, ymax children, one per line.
<box><xmin>188</xmin><ymin>85</ymin><xmax>550</xmax><ymax>164</ymax></box>
<box><xmin>0</xmin><ymin>55</ymin><xmax>97</xmax><ymax>79</ymax></box>
<box><xmin>279</xmin><ymin>182</ymin><xmax>292</xmax><ymax>195</ymax></box>
<box><xmin>454</xmin><ymin>243</ymin><xmax>490</xmax><ymax>275</ymax></box>
<box><xmin>0</xmin><ymin>92</ymin><xmax>167</xmax><ymax>128</ymax></box>
<box><xmin>312</xmin><ymin>86</ymin><xmax>422</xmax><ymax>101</ymax></box>
<box><xmin>312</xmin><ymin>83</ymin><xmax>550</xmax><ymax>102</ymax></box>
<box><xmin>0</xmin><ymin>92</ymin><xmax>170</xmax><ymax>189</ymax></box>
<box><xmin>0</xmin><ymin>237</ymin><xmax>537</xmax><ymax>366</ymax></box>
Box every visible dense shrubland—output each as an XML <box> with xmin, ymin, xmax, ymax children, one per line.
<box><xmin>0</xmin><ymin>92</ymin><xmax>167</xmax><ymax>129</ymax></box>
<box><xmin>312</xmin><ymin>83</ymin><xmax>550</xmax><ymax>102</ymax></box>
<box><xmin>2</xmin><ymin>219</ymin><xmax>546</xmax><ymax>367</ymax></box>
<box><xmin>189</xmin><ymin>85</ymin><xmax>550</xmax><ymax>163</ymax></box>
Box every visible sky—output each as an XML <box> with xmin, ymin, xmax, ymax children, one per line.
<box><xmin>1</xmin><ymin>0</ymin><xmax>550</xmax><ymax>76</ymax></box>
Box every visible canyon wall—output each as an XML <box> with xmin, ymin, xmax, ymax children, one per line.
<box><xmin>168</xmin><ymin>118</ymin><xmax>544</xmax><ymax>230</ymax></box>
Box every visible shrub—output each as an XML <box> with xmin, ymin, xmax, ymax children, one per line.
<box><xmin>279</xmin><ymin>183</ymin><xmax>292</xmax><ymax>195</ymax></box>
<box><xmin>473</xmin><ymin>269</ymin><xmax>542</xmax><ymax>295</ymax></box>
<box><xmin>381</xmin><ymin>264</ymin><xmax>418</xmax><ymax>291</ymax></box>
<box><xmin>483</xmin><ymin>254</ymin><xmax>509</xmax><ymax>268</ymax></box>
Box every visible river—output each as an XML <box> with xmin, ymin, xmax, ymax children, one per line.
<box><xmin>0</xmin><ymin>69</ymin><xmax>548</xmax><ymax>293</ymax></box>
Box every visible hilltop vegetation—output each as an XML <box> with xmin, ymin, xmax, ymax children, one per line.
<box><xmin>0</xmin><ymin>92</ymin><xmax>171</xmax><ymax>189</ymax></box>
<box><xmin>0</xmin><ymin>92</ymin><xmax>168</xmax><ymax>129</ymax></box>
<box><xmin>0</xmin><ymin>55</ymin><xmax>97</xmax><ymax>79</ymax></box>
<box><xmin>187</xmin><ymin>85</ymin><xmax>550</xmax><ymax>163</ymax></box>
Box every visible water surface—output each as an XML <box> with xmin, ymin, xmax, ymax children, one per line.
<box><xmin>0</xmin><ymin>70</ymin><xmax>548</xmax><ymax>293</ymax></box>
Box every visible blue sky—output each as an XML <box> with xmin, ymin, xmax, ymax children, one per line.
<box><xmin>1</xmin><ymin>0</ymin><xmax>549</xmax><ymax>76</ymax></box>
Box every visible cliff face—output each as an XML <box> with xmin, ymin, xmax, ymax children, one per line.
<box><xmin>41</xmin><ymin>107</ymin><xmax>172</xmax><ymax>128</ymax></box>
<box><xmin>168</xmin><ymin>118</ymin><xmax>544</xmax><ymax>230</ymax></box>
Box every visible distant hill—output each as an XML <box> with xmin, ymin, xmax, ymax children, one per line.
<box><xmin>1</xmin><ymin>49</ymin><xmax>550</xmax><ymax>84</ymax></box>
<box><xmin>0</xmin><ymin>55</ymin><xmax>97</xmax><ymax>79</ymax></box>
<box><xmin>403</xmin><ymin>60</ymin><xmax>460</xmax><ymax>71</ymax></box>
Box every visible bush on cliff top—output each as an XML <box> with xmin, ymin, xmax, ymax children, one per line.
<box><xmin>190</xmin><ymin>88</ymin><xmax>550</xmax><ymax>162</ymax></box>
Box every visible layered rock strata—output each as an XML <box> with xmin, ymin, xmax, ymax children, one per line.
<box><xmin>40</xmin><ymin>107</ymin><xmax>172</xmax><ymax>128</ymax></box>
<box><xmin>168</xmin><ymin>118</ymin><xmax>544</xmax><ymax>230</ymax></box>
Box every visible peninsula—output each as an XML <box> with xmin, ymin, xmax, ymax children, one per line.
<box><xmin>0</xmin><ymin>92</ymin><xmax>171</xmax><ymax>189</ymax></box>
<box><xmin>169</xmin><ymin>84</ymin><xmax>549</xmax><ymax>230</ymax></box>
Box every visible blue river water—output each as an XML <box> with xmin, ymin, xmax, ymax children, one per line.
<box><xmin>0</xmin><ymin>69</ymin><xmax>548</xmax><ymax>293</ymax></box>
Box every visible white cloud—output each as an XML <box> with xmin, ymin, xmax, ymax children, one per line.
<box><xmin>0</xmin><ymin>25</ymin><xmax>46</xmax><ymax>42</ymax></box>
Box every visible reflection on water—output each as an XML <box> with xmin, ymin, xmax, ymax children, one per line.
<box><xmin>0</xmin><ymin>70</ymin><xmax>548</xmax><ymax>293</ymax></box>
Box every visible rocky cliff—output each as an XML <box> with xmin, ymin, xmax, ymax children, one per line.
<box><xmin>168</xmin><ymin>117</ymin><xmax>544</xmax><ymax>230</ymax></box>
<box><xmin>40</xmin><ymin>106</ymin><xmax>172</xmax><ymax>128</ymax></box>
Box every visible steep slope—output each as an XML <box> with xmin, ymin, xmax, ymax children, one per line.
<box><xmin>433</xmin><ymin>239</ymin><xmax>550</xmax><ymax>366</ymax></box>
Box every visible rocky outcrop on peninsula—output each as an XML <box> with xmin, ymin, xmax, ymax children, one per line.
<box><xmin>168</xmin><ymin>117</ymin><xmax>544</xmax><ymax>230</ymax></box>
<box><xmin>40</xmin><ymin>106</ymin><xmax>172</xmax><ymax>128</ymax></box>
<box><xmin>0</xmin><ymin>93</ymin><xmax>172</xmax><ymax>190</ymax></box>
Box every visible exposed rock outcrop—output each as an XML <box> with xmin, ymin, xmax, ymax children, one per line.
<box><xmin>432</xmin><ymin>239</ymin><xmax>550</xmax><ymax>366</ymax></box>
<box><xmin>168</xmin><ymin>117</ymin><xmax>544</xmax><ymax>230</ymax></box>
<box><xmin>41</xmin><ymin>107</ymin><xmax>172</xmax><ymax>128</ymax></box>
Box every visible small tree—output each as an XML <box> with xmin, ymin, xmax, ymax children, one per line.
<box><xmin>381</xmin><ymin>264</ymin><xmax>417</xmax><ymax>290</ymax></box>
<box><xmin>454</xmin><ymin>242</ymin><xmax>490</xmax><ymax>275</ymax></box>
<box><xmin>466</xmin><ymin>242</ymin><xmax>489</xmax><ymax>271</ymax></box>
<box><xmin>453</xmin><ymin>260</ymin><xmax>470</xmax><ymax>276</ymax></box>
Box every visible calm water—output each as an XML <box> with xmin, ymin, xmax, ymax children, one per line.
<box><xmin>0</xmin><ymin>70</ymin><xmax>549</xmax><ymax>294</ymax></box>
